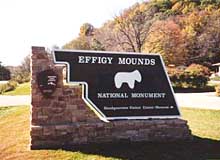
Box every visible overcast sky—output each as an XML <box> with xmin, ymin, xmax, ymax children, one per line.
<box><xmin>0</xmin><ymin>0</ymin><xmax>143</xmax><ymax>66</ymax></box>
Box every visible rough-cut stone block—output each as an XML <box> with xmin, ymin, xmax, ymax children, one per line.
<box><xmin>31</xmin><ymin>126</ymin><xmax>43</xmax><ymax>136</ymax></box>
<box><xmin>43</xmin><ymin>126</ymin><xmax>55</xmax><ymax>136</ymax></box>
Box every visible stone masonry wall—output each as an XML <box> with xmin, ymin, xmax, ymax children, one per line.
<box><xmin>30</xmin><ymin>46</ymin><xmax>192</xmax><ymax>149</ymax></box>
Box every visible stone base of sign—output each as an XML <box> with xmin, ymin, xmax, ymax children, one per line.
<box><xmin>30</xmin><ymin>46</ymin><xmax>192</xmax><ymax>149</ymax></box>
<box><xmin>31</xmin><ymin>119</ymin><xmax>192</xmax><ymax>149</ymax></box>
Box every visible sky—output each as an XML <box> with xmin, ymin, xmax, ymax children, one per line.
<box><xmin>0</xmin><ymin>0</ymin><xmax>143</xmax><ymax>66</ymax></box>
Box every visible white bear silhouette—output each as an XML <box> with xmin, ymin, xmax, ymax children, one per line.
<box><xmin>114</xmin><ymin>70</ymin><xmax>142</xmax><ymax>89</ymax></box>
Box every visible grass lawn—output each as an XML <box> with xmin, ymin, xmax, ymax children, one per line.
<box><xmin>0</xmin><ymin>106</ymin><xmax>219</xmax><ymax>160</ymax></box>
<box><xmin>3</xmin><ymin>82</ymin><xmax>30</xmax><ymax>96</ymax></box>
<box><xmin>181</xmin><ymin>108</ymin><xmax>220</xmax><ymax>140</ymax></box>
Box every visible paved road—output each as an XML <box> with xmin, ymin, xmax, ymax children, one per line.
<box><xmin>0</xmin><ymin>93</ymin><xmax>219</xmax><ymax>110</ymax></box>
<box><xmin>175</xmin><ymin>92</ymin><xmax>220</xmax><ymax>110</ymax></box>
<box><xmin>0</xmin><ymin>95</ymin><xmax>30</xmax><ymax>107</ymax></box>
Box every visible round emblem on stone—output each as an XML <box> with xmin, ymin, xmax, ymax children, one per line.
<box><xmin>37</xmin><ymin>69</ymin><xmax>58</xmax><ymax>97</ymax></box>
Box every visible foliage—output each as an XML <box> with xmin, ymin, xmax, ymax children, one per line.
<box><xmin>20</xmin><ymin>54</ymin><xmax>30</xmax><ymax>75</ymax></box>
<box><xmin>114</xmin><ymin>3</ymin><xmax>156</xmax><ymax>52</ymax></box>
<box><xmin>144</xmin><ymin>19</ymin><xmax>187</xmax><ymax>65</ymax></box>
<box><xmin>63</xmin><ymin>36</ymin><xmax>91</xmax><ymax>50</ymax></box>
<box><xmin>0</xmin><ymin>55</ymin><xmax>30</xmax><ymax>94</ymax></box>
<box><xmin>215</xmin><ymin>84</ymin><xmax>220</xmax><ymax>96</ymax></box>
<box><xmin>64</xmin><ymin>0</ymin><xmax>220</xmax><ymax>66</ymax></box>
<box><xmin>168</xmin><ymin>64</ymin><xmax>210</xmax><ymax>88</ymax></box>
<box><xmin>13</xmin><ymin>72</ymin><xmax>30</xmax><ymax>84</ymax></box>
<box><xmin>181</xmin><ymin>10</ymin><xmax>220</xmax><ymax>64</ymax></box>
<box><xmin>185</xmin><ymin>63</ymin><xmax>210</xmax><ymax>76</ymax></box>
<box><xmin>79</xmin><ymin>23</ymin><xmax>94</xmax><ymax>37</ymax></box>
<box><xmin>90</xmin><ymin>38</ymin><xmax>105</xmax><ymax>51</ymax></box>
<box><xmin>63</xmin><ymin>23</ymin><xmax>105</xmax><ymax>51</ymax></box>
<box><xmin>93</xmin><ymin>21</ymin><xmax>119</xmax><ymax>51</ymax></box>
<box><xmin>3</xmin><ymin>82</ymin><xmax>30</xmax><ymax>95</ymax></box>
<box><xmin>0</xmin><ymin>62</ymin><xmax>10</xmax><ymax>80</ymax></box>
<box><xmin>0</xmin><ymin>80</ymin><xmax>18</xmax><ymax>94</ymax></box>
<box><xmin>210</xmin><ymin>75</ymin><xmax>220</xmax><ymax>81</ymax></box>
<box><xmin>12</xmin><ymin>55</ymin><xmax>30</xmax><ymax>84</ymax></box>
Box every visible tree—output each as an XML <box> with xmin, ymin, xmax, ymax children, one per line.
<box><xmin>90</xmin><ymin>38</ymin><xmax>105</xmax><ymax>51</ymax></box>
<box><xmin>62</xmin><ymin>0</ymin><xmax>220</xmax><ymax>66</ymax></box>
<box><xmin>0</xmin><ymin>62</ymin><xmax>10</xmax><ymax>80</ymax></box>
<box><xmin>79</xmin><ymin>23</ymin><xmax>94</xmax><ymax>37</ymax></box>
<box><xmin>195</xmin><ymin>10</ymin><xmax>220</xmax><ymax>63</ymax></box>
<box><xmin>12</xmin><ymin>55</ymin><xmax>30</xmax><ymax>83</ymax></box>
<box><xmin>63</xmin><ymin>36</ymin><xmax>91</xmax><ymax>50</ymax></box>
<box><xmin>144</xmin><ymin>19</ymin><xmax>187</xmax><ymax>65</ymax></box>
<box><xmin>93</xmin><ymin>21</ymin><xmax>119</xmax><ymax>51</ymax></box>
<box><xmin>181</xmin><ymin>10</ymin><xmax>220</xmax><ymax>64</ymax></box>
<box><xmin>63</xmin><ymin>23</ymin><xmax>95</xmax><ymax>50</ymax></box>
<box><xmin>20</xmin><ymin>55</ymin><xmax>30</xmax><ymax>75</ymax></box>
<box><xmin>114</xmin><ymin>3</ymin><xmax>156</xmax><ymax>52</ymax></box>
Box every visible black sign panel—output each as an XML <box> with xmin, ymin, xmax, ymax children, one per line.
<box><xmin>37</xmin><ymin>69</ymin><xmax>58</xmax><ymax>97</ymax></box>
<box><xmin>54</xmin><ymin>50</ymin><xmax>180</xmax><ymax>121</ymax></box>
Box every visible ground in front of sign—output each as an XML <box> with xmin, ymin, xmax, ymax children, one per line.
<box><xmin>1</xmin><ymin>106</ymin><xmax>220</xmax><ymax>160</ymax></box>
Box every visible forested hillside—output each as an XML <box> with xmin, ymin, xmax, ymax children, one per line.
<box><xmin>64</xmin><ymin>0</ymin><xmax>220</xmax><ymax>66</ymax></box>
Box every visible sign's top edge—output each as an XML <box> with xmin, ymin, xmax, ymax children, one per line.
<box><xmin>53</xmin><ymin>49</ymin><xmax>161</xmax><ymax>56</ymax></box>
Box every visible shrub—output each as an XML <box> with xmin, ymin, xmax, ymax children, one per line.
<box><xmin>13</xmin><ymin>73</ymin><xmax>30</xmax><ymax>84</ymax></box>
<box><xmin>0</xmin><ymin>84</ymin><xmax>7</xmax><ymax>94</ymax></box>
<box><xmin>210</xmin><ymin>76</ymin><xmax>220</xmax><ymax>81</ymax></box>
<box><xmin>168</xmin><ymin>64</ymin><xmax>210</xmax><ymax>88</ymax></box>
<box><xmin>0</xmin><ymin>80</ymin><xmax>18</xmax><ymax>94</ymax></box>
<box><xmin>215</xmin><ymin>84</ymin><xmax>220</xmax><ymax>97</ymax></box>
<box><xmin>185</xmin><ymin>64</ymin><xmax>210</xmax><ymax>77</ymax></box>
<box><xmin>6</xmin><ymin>80</ymin><xmax>18</xmax><ymax>91</ymax></box>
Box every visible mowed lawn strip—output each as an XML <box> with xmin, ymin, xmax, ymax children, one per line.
<box><xmin>0</xmin><ymin>106</ymin><xmax>219</xmax><ymax>160</ymax></box>
<box><xmin>3</xmin><ymin>82</ymin><xmax>30</xmax><ymax>96</ymax></box>
<box><xmin>181</xmin><ymin>107</ymin><xmax>220</xmax><ymax>140</ymax></box>
<box><xmin>0</xmin><ymin>106</ymin><xmax>118</xmax><ymax>160</ymax></box>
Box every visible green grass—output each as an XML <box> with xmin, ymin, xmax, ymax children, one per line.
<box><xmin>181</xmin><ymin>107</ymin><xmax>220</xmax><ymax>140</ymax></box>
<box><xmin>3</xmin><ymin>82</ymin><xmax>30</xmax><ymax>95</ymax></box>
<box><xmin>210</xmin><ymin>76</ymin><xmax>220</xmax><ymax>81</ymax></box>
<box><xmin>0</xmin><ymin>106</ymin><xmax>219</xmax><ymax>160</ymax></box>
<box><xmin>0</xmin><ymin>106</ymin><xmax>19</xmax><ymax>117</ymax></box>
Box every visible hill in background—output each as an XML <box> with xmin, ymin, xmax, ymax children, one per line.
<box><xmin>64</xmin><ymin>0</ymin><xmax>220</xmax><ymax>66</ymax></box>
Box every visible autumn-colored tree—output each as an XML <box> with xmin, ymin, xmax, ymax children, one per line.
<box><xmin>144</xmin><ymin>19</ymin><xmax>187</xmax><ymax>65</ymax></box>
<box><xmin>63</xmin><ymin>0</ymin><xmax>220</xmax><ymax>66</ymax></box>
<box><xmin>63</xmin><ymin>23</ymin><xmax>95</xmax><ymax>50</ymax></box>
<box><xmin>181</xmin><ymin>10</ymin><xmax>220</xmax><ymax>64</ymax></box>
<box><xmin>93</xmin><ymin>21</ymin><xmax>119</xmax><ymax>51</ymax></box>
<box><xmin>11</xmin><ymin>55</ymin><xmax>31</xmax><ymax>83</ymax></box>
<box><xmin>195</xmin><ymin>10</ymin><xmax>220</xmax><ymax>63</ymax></box>
<box><xmin>20</xmin><ymin>55</ymin><xmax>30</xmax><ymax>75</ymax></box>
<box><xmin>79</xmin><ymin>23</ymin><xmax>94</xmax><ymax>37</ymax></box>
<box><xmin>114</xmin><ymin>3</ymin><xmax>157</xmax><ymax>52</ymax></box>
<box><xmin>63</xmin><ymin>36</ymin><xmax>91</xmax><ymax>50</ymax></box>
<box><xmin>90</xmin><ymin>38</ymin><xmax>105</xmax><ymax>51</ymax></box>
<box><xmin>180</xmin><ymin>11</ymin><xmax>208</xmax><ymax>63</ymax></box>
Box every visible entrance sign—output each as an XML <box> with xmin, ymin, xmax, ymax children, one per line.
<box><xmin>53</xmin><ymin>50</ymin><xmax>180</xmax><ymax>121</ymax></box>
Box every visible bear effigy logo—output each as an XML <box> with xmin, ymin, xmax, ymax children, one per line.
<box><xmin>114</xmin><ymin>70</ymin><xmax>142</xmax><ymax>89</ymax></box>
